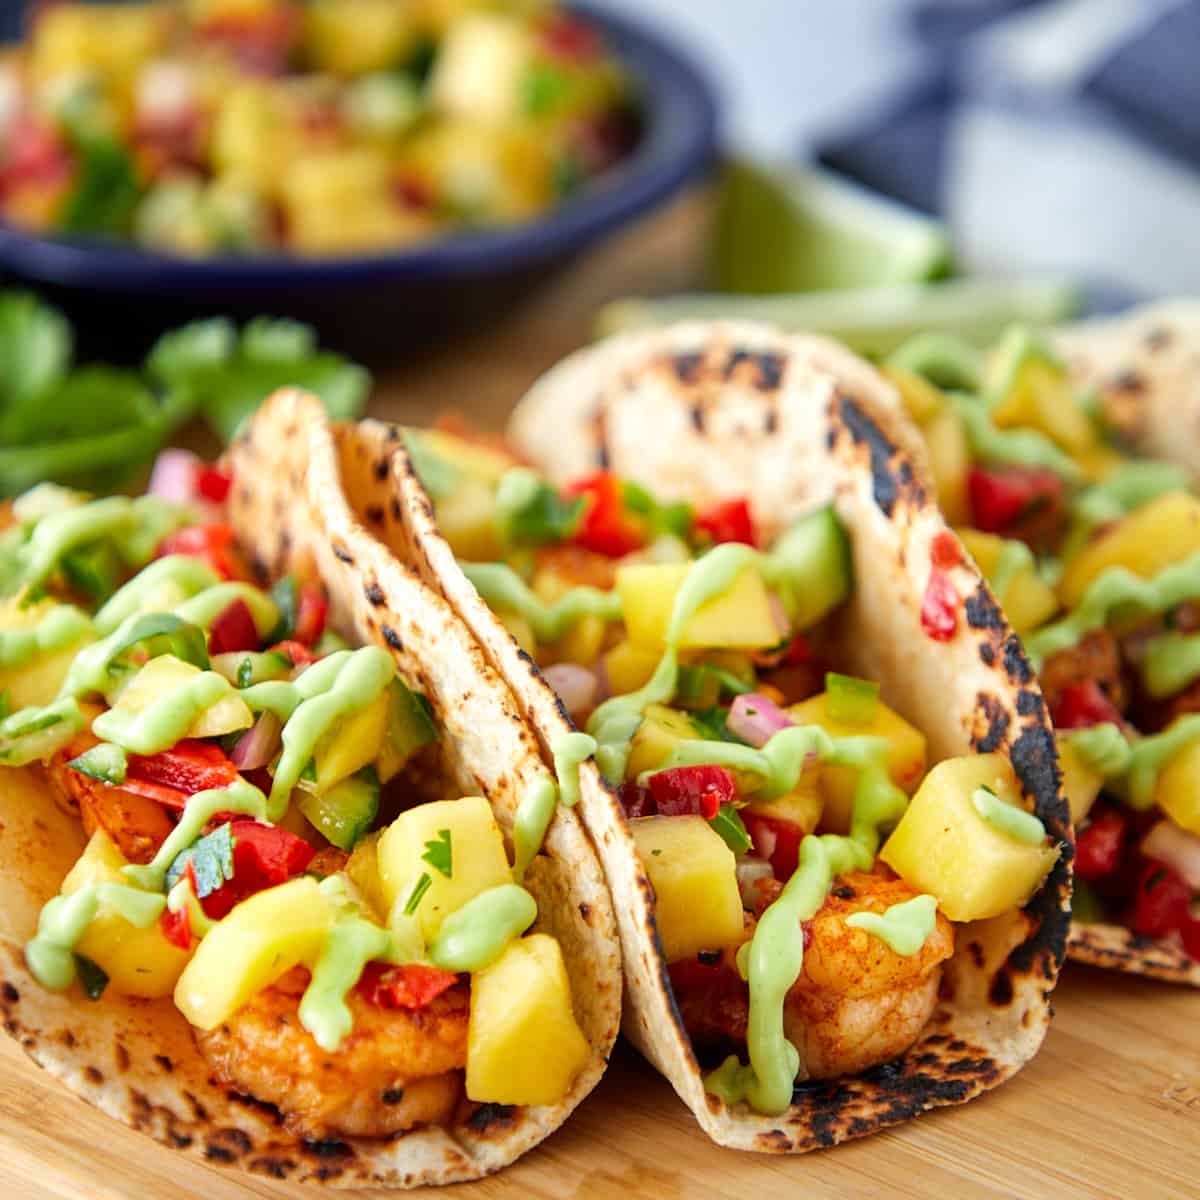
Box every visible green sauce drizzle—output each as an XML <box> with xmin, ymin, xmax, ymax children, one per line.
<box><xmin>166</xmin><ymin>877</ymin><xmax>217</xmax><ymax>936</ymax></box>
<box><xmin>950</xmin><ymin>395</ymin><xmax>1082</xmax><ymax>481</ymax></box>
<box><xmin>1140</xmin><ymin>631</ymin><xmax>1200</xmax><ymax>700</ymax></box>
<box><xmin>175</xmin><ymin>582</ymin><xmax>279</xmax><ymax>637</ymax></box>
<box><xmin>92</xmin><ymin>670</ymin><xmax>241</xmax><ymax>754</ymax></box>
<box><xmin>552</xmin><ymin>731</ymin><xmax>596</xmax><ymax>809</ymax></box>
<box><xmin>970</xmin><ymin>786</ymin><xmax>1047</xmax><ymax>846</ymax></box>
<box><xmin>462</xmin><ymin>561</ymin><xmax>622</xmax><ymax>644</ymax></box>
<box><xmin>1026</xmin><ymin>550</ymin><xmax>1200</xmax><ymax>666</ymax></box>
<box><xmin>0</xmin><ymin>605</ymin><xmax>93</xmax><ymax>669</ymax></box>
<box><xmin>1062</xmin><ymin>716</ymin><xmax>1200</xmax><ymax>810</ymax></box>
<box><xmin>429</xmin><ymin>884</ymin><xmax>538</xmax><ymax>973</ymax></box>
<box><xmin>845</xmin><ymin>894</ymin><xmax>939</xmax><ymax>955</ymax></box>
<box><xmin>512</xmin><ymin>773</ymin><xmax>558</xmax><ymax>880</ymax></box>
<box><xmin>94</xmin><ymin>556</ymin><xmax>220</xmax><ymax>634</ymax></box>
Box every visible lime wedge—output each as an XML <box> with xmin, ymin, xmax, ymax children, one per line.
<box><xmin>713</xmin><ymin>160</ymin><xmax>953</xmax><ymax>294</ymax></box>
<box><xmin>593</xmin><ymin>278</ymin><xmax>1082</xmax><ymax>359</ymax></box>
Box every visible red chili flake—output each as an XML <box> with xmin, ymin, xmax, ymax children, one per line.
<box><xmin>921</xmin><ymin>568</ymin><xmax>959</xmax><ymax>641</ymax></box>
<box><xmin>930</xmin><ymin>530</ymin><xmax>962</xmax><ymax>569</ymax></box>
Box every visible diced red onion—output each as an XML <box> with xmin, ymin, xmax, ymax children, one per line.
<box><xmin>147</xmin><ymin>448</ymin><xmax>202</xmax><ymax>504</ymax></box>
<box><xmin>736</xmin><ymin>856</ymin><xmax>775</xmax><ymax>906</ymax></box>
<box><xmin>541</xmin><ymin>662</ymin><xmax>598</xmax><ymax>719</ymax></box>
<box><xmin>230</xmin><ymin>712</ymin><xmax>282</xmax><ymax>770</ymax></box>
<box><xmin>1142</xmin><ymin>821</ymin><xmax>1200</xmax><ymax>891</ymax></box>
<box><xmin>728</xmin><ymin>692</ymin><xmax>794</xmax><ymax>748</ymax></box>
<box><xmin>768</xmin><ymin>592</ymin><xmax>791</xmax><ymax>639</ymax></box>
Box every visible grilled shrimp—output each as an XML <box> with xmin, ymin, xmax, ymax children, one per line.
<box><xmin>784</xmin><ymin>870</ymin><xmax>954</xmax><ymax>1078</ymax></box>
<box><xmin>196</xmin><ymin>967</ymin><xmax>470</xmax><ymax>1139</ymax></box>
<box><xmin>673</xmin><ymin>869</ymin><xmax>953</xmax><ymax>1081</ymax></box>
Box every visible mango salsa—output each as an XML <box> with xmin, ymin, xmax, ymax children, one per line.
<box><xmin>989</xmin><ymin>349</ymin><xmax>1097</xmax><ymax>456</ymax></box>
<box><xmin>1154</xmin><ymin>737</ymin><xmax>1200</xmax><ymax>836</ymax></box>
<box><xmin>0</xmin><ymin>601</ymin><xmax>94</xmax><ymax>709</ymax></box>
<box><xmin>631</xmin><ymin>815</ymin><xmax>744</xmax><ymax>961</ymax></box>
<box><xmin>63</xmin><ymin>832</ymin><xmax>192</xmax><ymax>999</ymax></box>
<box><xmin>377</xmin><ymin>796</ymin><xmax>512</xmax><ymax>939</ymax></box>
<box><xmin>923</xmin><ymin>407</ymin><xmax>970</xmax><ymax>527</ymax></box>
<box><xmin>880</xmin><ymin>753</ymin><xmax>1058</xmax><ymax>922</ymax></box>
<box><xmin>436</xmin><ymin>474</ymin><xmax>503</xmax><ymax>562</ymax></box>
<box><xmin>533</xmin><ymin>567</ymin><xmax>607</xmax><ymax>666</ymax></box>
<box><xmin>958</xmin><ymin>529</ymin><xmax>1058</xmax><ymax>635</ymax></box>
<box><xmin>175</xmin><ymin>877</ymin><xmax>331</xmax><ymax>1028</ymax></box>
<box><xmin>625</xmin><ymin>704</ymin><xmax>699</xmax><ymax>783</ymax></box>
<box><xmin>746</xmin><ymin>783</ymin><xmax>823</xmax><ymax>835</ymax></box>
<box><xmin>1059</xmin><ymin>490</ymin><xmax>1200</xmax><ymax>609</ymax></box>
<box><xmin>466</xmin><ymin>934</ymin><xmax>590</xmax><ymax>1106</ymax></box>
<box><xmin>1057</xmin><ymin>736</ymin><xmax>1105</xmax><ymax>825</ymax></box>
<box><xmin>602</xmin><ymin>639</ymin><xmax>661</xmax><ymax>696</ymax></box>
<box><xmin>788</xmin><ymin>691</ymin><xmax>926</xmax><ymax>834</ymax></box>
<box><xmin>111</xmin><ymin>654</ymin><xmax>253</xmax><ymax>740</ymax></box>
<box><xmin>616</xmin><ymin>562</ymin><xmax>779</xmax><ymax>651</ymax></box>
<box><xmin>308</xmin><ymin>689</ymin><xmax>389</xmax><ymax>794</ymax></box>
<box><xmin>303</xmin><ymin>0</ymin><xmax>419</xmax><ymax>76</ymax></box>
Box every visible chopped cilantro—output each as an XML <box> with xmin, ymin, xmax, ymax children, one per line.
<box><xmin>237</xmin><ymin>656</ymin><xmax>254</xmax><ymax>689</ymax></box>
<box><xmin>422</xmin><ymin>829</ymin><xmax>453</xmax><ymax>878</ymax></box>
<box><xmin>74</xmin><ymin>954</ymin><xmax>109</xmax><ymax>1001</ymax></box>
<box><xmin>404</xmin><ymin>872</ymin><xmax>433</xmax><ymax>916</ymax></box>
<box><xmin>688</xmin><ymin>707</ymin><xmax>746</xmax><ymax>744</ymax></box>
<box><xmin>165</xmin><ymin>823</ymin><xmax>235</xmax><ymax>898</ymax></box>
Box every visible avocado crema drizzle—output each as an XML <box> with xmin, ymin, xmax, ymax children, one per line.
<box><xmin>8</xmin><ymin>511</ymin><xmax>551</xmax><ymax>1054</ymax></box>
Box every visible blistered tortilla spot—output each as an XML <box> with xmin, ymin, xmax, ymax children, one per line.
<box><xmin>754</xmin><ymin>1128</ymin><xmax>792</xmax><ymax>1151</ymax></box>
<box><xmin>365</xmin><ymin>505</ymin><xmax>384</xmax><ymax>525</ymax></box>
<box><xmin>84</xmin><ymin>1066</ymin><xmax>104</xmax><ymax>1085</ymax></box>
<box><xmin>988</xmin><ymin>968</ymin><xmax>1015</xmax><ymax>1008</ymax></box>
<box><xmin>381</xmin><ymin>625</ymin><xmax>403</xmax><ymax>651</ymax></box>
<box><xmin>364</xmin><ymin>581</ymin><xmax>385</xmax><ymax>606</ymax></box>
<box><xmin>184</xmin><ymin>1089</ymin><xmax>209</xmax><ymax>1121</ymax></box>
<box><xmin>970</xmin><ymin>693</ymin><xmax>1011</xmax><ymax>754</ymax></box>
<box><xmin>154</xmin><ymin>1053</ymin><xmax>173</xmax><ymax>1073</ymax></box>
<box><xmin>115</xmin><ymin>1041</ymin><xmax>131</xmax><ymax>1072</ymax></box>
<box><xmin>966</xmin><ymin>941</ymin><xmax>985</xmax><ymax>969</ymax></box>
<box><xmin>834</xmin><ymin>393</ymin><xmax>906</xmax><ymax>516</ymax></box>
<box><xmin>1</xmin><ymin>982</ymin><xmax>17</xmax><ymax>1005</ymax></box>
<box><xmin>250</xmin><ymin>1155</ymin><xmax>292</xmax><ymax>1179</ymax></box>
<box><xmin>1003</xmin><ymin>636</ymin><xmax>1034</xmax><ymax>684</ymax></box>
<box><xmin>978</xmin><ymin>642</ymin><xmax>996</xmax><ymax>666</ymax></box>
<box><xmin>1016</xmin><ymin>689</ymin><xmax>1044</xmax><ymax>717</ymax></box>
<box><xmin>963</xmin><ymin>585</ymin><xmax>1005</xmax><ymax>633</ymax></box>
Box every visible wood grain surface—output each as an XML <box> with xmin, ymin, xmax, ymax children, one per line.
<box><xmin>3</xmin><ymin>192</ymin><xmax>1199</xmax><ymax>1199</ymax></box>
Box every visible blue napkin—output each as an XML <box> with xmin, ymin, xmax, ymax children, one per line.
<box><xmin>818</xmin><ymin>0</ymin><xmax>1200</xmax><ymax>300</ymax></box>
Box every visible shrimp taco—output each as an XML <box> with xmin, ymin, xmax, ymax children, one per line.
<box><xmin>0</xmin><ymin>395</ymin><xmax>620</xmax><ymax>1187</ymax></box>
<box><xmin>871</xmin><ymin>311</ymin><xmax>1200</xmax><ymax>985</ymax></box>
<box><xmin>328</xmin><ymin>322</ymin><xmax>1071</xmax><ymax>1153</ymax></box>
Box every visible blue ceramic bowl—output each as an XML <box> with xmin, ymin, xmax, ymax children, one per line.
<box><xmin>0</xmin><ymin>3</ymin><xmax>718</xmax><ymax>360</ymax></box>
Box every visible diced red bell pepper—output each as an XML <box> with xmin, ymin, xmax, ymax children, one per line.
<box><xmin>1052</xmin><ymin>680</ymin><xmax>1124</xmax><ymax>731</ymax></box>
<box><xmin>695</xmin><ymin>498</ymin><xmax>758</xmax><ymax>548</ymax></box>
<box><xmin>124</xmin><ymin>740</ymin><xmax>240</xmax><ymax>807</ymax></box>
<box><xmin>159</xmin><ymin>896</ymin><xmax>193</xmax><ymax>950</ymax></box>
<box><xmin>208</xmin><ymin>597</ymin><xmax>260</xmax><ymax>655</ymax></box>
<box><xmin>647</xmin><ymin>765</ymin><xmax>737</xmax><ymax>820</ymax></box>
<box><xmin>200</xmin><ymin>819</ymin><xmax>316</xmax><ymax>919</ymax></box>
<box><xmin>666</xmin><ymin>956</ymin><xmax>738</xmax><ymax>996</ymax></box>
<box><xmin>742</xmin><ymin>813</ymin><xmax>804</xmax><ymax>881</ymax></box>
<box><xmin>564</xmin><ymin>472</ymin><xmax>646</xmax><ymax>558</ymax></box>
<box><xmin>0</xmin><ymin>113</ymin><xmax>73</xmax><ymax>195</ymax></box>
<box><xmin>157</xmin><ymin>523</ymin><xmax>242</xmax><ymax>581</ymax></box>
<box><xmin>781</xmin><ymin>631</ymin><xmax>813</xmax><ymax>666</ymax></box>
<box><xmin>1130</xmin><ymin>860</ymin><xmax>1192</xmax><ymax>939</ymax></box>
<box><xmin>268</xmin><ymin>639</ymin><xmax>318</xmax><ymax>666</ymax></box>
<box><xmin>358</xmin><ymin>962</ymin><xmax>460</xmax><ymax>1010</ymax></box>
<box><xmin>195</xmin><ymin>464</ymin><xmax>233</xmax><ymax>504</ymax></box>
<box><xmin>920</xmin><ymin>568</ymin><xmax>959</xmax><ymax>641</ymax></box>
<box><xmin>1074</xmin><ymin>807</ymin><xmax>1127</xmax><ymax>882</ymax></box>
<box><xmin>293</xmin><ymin>583</ymin><xmax>328</xmax><ymax>646</ymax></box>
<box><xmin>967</xmin><ymin>466</ymin><xmax>1064</xmax><ymax>538</ymax></box>
<box><xmin>540</xmin><ymin>11</ymin><xmax>602</xmax><ymax>61</ymax></box>
<box><xmin>619</xmin><ymin>780</ymin><xmax>654</xmax><ymax>819</ymax></box>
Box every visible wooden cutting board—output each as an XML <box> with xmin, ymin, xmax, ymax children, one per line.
<box><xmin>3</xmin><ymin>192</ymin><xmax>1199</xmax><ymax>1199</ymax></box>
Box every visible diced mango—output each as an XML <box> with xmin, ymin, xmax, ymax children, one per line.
<box><xmin>1153</xmin><ymin>737</ymin><xmax>1200</xmax><ymax>836</ymax></box>
<box><xmin>429</xmin><ymin>12</ymin><xmax>532</xmax><ymax>125</ymax></box>
<box><xmin>958</xmin><ymin>529</ymin><xmax>1058</xmax><ymax>634</ymax></box>
<box><xmin>466</xmin><ymin>934</ymin><xmax>590</xmax><ymax>1106</ymax></box>
<box><xmin>112</xmin><ymin>655</ymin><xmax>253</xmax><ymax>739</ymax></box>
<box><xmin>175</xmin><ymin>878</ymin><xmax>331</xmax><ymax>1029</ymax></box>
<box><xmin>533</xmin><ymin>567</ymin><xmax>607</xmax><ymax>667</ymax></box>
<box><xmin>212</xmin><ymin>82</ymin><xmax>292</xmax><ymax>196</ymax></box>
<box><xmin>0</xmin><ymin>600</ymin><xmax>94</xmax><ymax>709</ymax></box>
<box><xmin>625</xmin><ymin>704</ymin><xmax>698</xmax><ymax>782</ymax></box>
<box><xmin>377</xmin><ymin>796</ymin><xmax>512</xmax><ymax>939</ymax></box>
<box><xmin>1057</xmin><ymin>736</ymin><xmax>1104</xmax><ymax>825</ymax></box>
<box><xmin>631</xmin><ymin>815</ymin><xmax>745</xmax><ymax>961</ymax></box>
<box><xmin>308</xmin><ymin>690</ymin><xmax>389</xmax><ymax>794</ymax></box>
<box><xmin>63</xmin><ymin>832</ymin><xmax>191</xmax><ymax>999</ymax></box>
<box><xmin>1059</xmin><ymin>491</ymin><xmax>1200</xmax><ymax>609</ymax></box>
<box><xmin>746</xmin><ymin>784</ymin><xmax>823</xmax><ymax>835</ymax></box>
<box><xmin>990</xmin><ymin>352</ymin><xmax>1097</xmax><ymax>456</ymax></box>
<box><xmin>788</xmin><ymin>692</ymin><xmax>926</xmax><ymax>833</ymax></box>
<box><xmin>421</xmin><ymin>430</ymin><xmax>517</xmax><ymax>485</ymax></box>
<box><xmin>437</xmin><ymin>474</ymin><xmax>502</xmax><ymax>561</ymax></box>
<box><xmin>345</xmin><ymin>831</ymin><xmax>388</xmax><ymax>920</ymax></box>
<box><xmin>497</xmin><ymin>608</ymin><xmax>536</xmax><ymax>657</ymax></box>
<box><xmin>303</xmin><ymin>0</ymin><xmax>418</xmax><ymax>75</ymax></box>
<box><xmin>880</xmin><ymin>753</ymin><xmax>1058</xmax><ymax>922</ymax></box>
<box><xmin>603</xmin><ymin>639</ymin><xmax>661</xmax><ymax>696</ymax></box>
<box><xmin>922</xmin><ymin>407</ymin><xmax>970</xmax><ymax>526</ymax></box>
<box><xmin>31</xmin><ymin>4</ymin><xmax>171</xmax><ymax>91</ymax></box>
<box><xmin>882</xmin><ymin>363</ymin><xmax>945</xmax><ymax>425</ymax></box>
<box><xmin>616</xmin><ymin>562</ymin><xmax>779</xmax><ymax>652</ymax></box>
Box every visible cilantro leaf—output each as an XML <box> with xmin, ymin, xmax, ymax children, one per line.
<box><xmin>496</xmin><ymin>469</ymin><xmax>585</xmax><ymax>547</ymax></box>
<box><xmin>404</xmin><ymin>872</ymin><xmax>433</xmax><ymax>916</ymax></box>
<box><xmin>74</xmin><ymin>953</ymin><xmax>109</xmax><ymax>1001</ymax></box>
<box><xmin>0</xmin><ymin>292</ymin><xmax>71</xmax><ymax>426</ymax></box>
<box><xmin>422</xmin><ymin>829</ymin><xmax>453</xmax><ymax>878</ymax></box>
<box><xmin>165</xmin><ymin>823</ymin><xmax>236</xmax><ymax>898</ymax></box>
<box><xmin>688</xmin><ymin>707</ymin><xmax>746</xmax><ymax>744</ymax></box>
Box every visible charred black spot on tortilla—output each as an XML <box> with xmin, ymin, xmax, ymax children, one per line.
<box><xmin>167</xmin><ymin>1130</ymin><xmax>193</xmax><ymax>1149</ymax></box>
<box><xmin>333</xmin><ymin>544</ymin><xmax>353</xmax><ymax>564</ymax></box>
<box><xmin>365</xmin><ymin>582</ymin><xmax>385</xmax><ymax>606</ymax></box>
<box><xmin>382</xmin><ymin>1087</ymin><xmax>405</xmax><ymax>1105</ymax></box>
<box><xmin>579</xmin><ymin>901</ymin><xmax>592</xmax><ymax>923</ymax></box>
<box><xmin>229</xmin><ymin>1091</ymin><xmax>283</xmax><ymax>1122</ymax></box>
<box><xmin>184</xmin><ymin>1091</ymin><xmax>209</xmax><ymax>1121</ymax></box>
<box><xmin>1010</xmin><ymin>723</ymin><xmax>1063</xmax><ymax>826</ymax></box>
<box><xmin>251</xmin><ymin>1156</ymin><xmax>292</xmax><ymax>1179</ymax></box>
<box><xmin>989</xmin><ymin>968</ymin><xmax>1015</xmax><ymax>1007</ymax></box>
<box><xmin>218</xmin><ymin>1128</ymin><xmax>252</xmax><ymax>1154</ymax></box>
<box><xmin>754</xmin><ymin>1129</ymin><xmax>792</xmax><ymax>1151</ymax></box>
<box><xmin>1145</xmin><ymin>324</ymin><xmax>1173</xmax><ymax>351</ymax></box>
<box><xmin>764</xmin><ymin>407</ymin><xmax>778</xmax><ymax>434</ymax></box>
<box><xmin>964</xmin><ymin>586</ymin><xmax>1005</xmax><ymax>632</ymax></box>
<box><xmin>205</xmin><ymin>1144</ymin><xmax>235</xmax><ymax>1163</ymax></box>
<box><xmin>374</xmin><ymin>459</ymin><xmax>390</xmax><ymax>481</ymax></box>
<box><xmin>59</xmin><ymin>1029</ymin><xmax>76</xmax><ymax>1048</ymax></box>
<box><xmin>837</xmin><ymin>395</ymin><xmax>902</xmax><ymax>516</ymax></box>
<box><xmin>1017</xmin><ymin>689</ymin><xmax>1043</xmax><ymax>717</ymax></box>
<box><xmin>468</xmin><ymin>1103</ymin><xmax>517</xmax><ymax>1132</ymax></box>
<box><xmin>1004</xmin><ymin>637</ymin><xmax>1034</xmax><ymax>683</ymax></box>
<box><xmin>1</xmin><ymin>983</ymin><xmax>17</xmax><ymax>1005</ymax></box>
<box><xmin>832</xmin><ymin>883</ymin><xmax>856</xmax><ymax>900</ymax></box>
<box><xmin>365</xmin><ymin>505</ymin><xmax>384</xmax><ymax>525</ymax></box>
<box><xmin>690</xmin><ymin>403</ymin><xmax>705</xmax><ymax>433</ymax></box>
<box><xmin>381</xmin><ymin>625</ymin><xmax>403</xmax><ymax>650</ymax></box>
<box><xmin>979</xmin><ymin>642</ymin><xmax>996</xmax><ymax>666</ymax></box>
<box><xmin>84</xmin><ymin>1066</ymin><xmax>103</xmax><ymax>1085</ymax></box>
<box><xmin>967</xmin><ymin>941</ymin><xmax>985</xmax><ymax>969</ymax></box>
<box><xmin>154</xmin><ymin>1054</ymin><xmax>173</xmax><ymax>1073</ymax></box>
<box><xmin>971</xmin><ymin>694</ymin><xmax>1010</xmax><ymax>754</ymax></box>
<box><xmin>390</xmin><ymin>497</ymin><xmax>402</xmax><ymax>521</ymax></box>
<box><xmin>725</xmin><ymin>348</ymin><xmax>785</xmax><ymax>391</ymax></box>
<box><xmin>305</xmin><ymin>1138</ymin><xmax>352</xmax><ymax>1158</ymax></box>
<box><xmin>1108</xmin><ymin>368</ymin><xmax>1146</xmax><ymax>394</ymax></box>
<box><xmin>673</xmin><ymin>351</ymin><xmax>703</xmax><ymax>384</ymax></box>
<box><xmin>115</xmin><ymin>1042</ymin><xmax>131</xmax><ymax>1072</ymax></box>
<box><xmin>947</xmin><ymin>1056</ymin><xmax>996</xmax><ymax>1076</ymax></box>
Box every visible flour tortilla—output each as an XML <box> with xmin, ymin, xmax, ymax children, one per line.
<box><xmin>363</xmin><ymin>323</ymin><xmax>1071</xmax><ymax>1152</ymax></box>
<box><xmin>1056</xmin><ymin>299</ymin><xmax>1200</xmax><ymax>479</ymax></box>
<box><xmin>0</xmin><ymin>389</ymin><xmax>621</xmax><ymax>1188</ymax></box>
